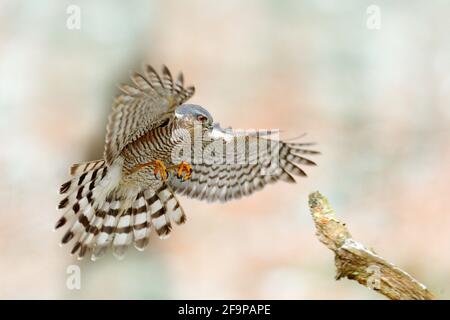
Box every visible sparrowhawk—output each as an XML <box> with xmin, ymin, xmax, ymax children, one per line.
<box><xmin>56</xmin><ymin>65</ymin><xmax>318</xmax><ymax>260</ymax></box>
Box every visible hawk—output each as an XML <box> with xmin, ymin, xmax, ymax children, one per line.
<box><xmin>56</xmin><ymin>65</ymin><xmax>318</xmax><ymax>260</ymax></box>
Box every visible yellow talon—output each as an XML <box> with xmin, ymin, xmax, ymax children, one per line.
<box><xmin>153</xmin><ymin>160</ymin><xmax>168</xmax><ymax>181</ymax></box>
<box><xmin>130</xmin><ymin>160</ymin><xmax>168</xmax><ymax>181</ymax></box>
<box><xmin>174</xmin><ymin>161</ymin><xmax>192</xmax><ymax>181</ymax></box>
<box><xmin>130</xmin><ymin>160</ymin><xmax>191</xmax><ymax>182</ymax></box>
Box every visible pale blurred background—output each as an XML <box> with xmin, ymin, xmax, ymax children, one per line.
<box><xmin>0</xmin><ymin>0</ymin><xmax>449</xmax><ymax>299</ymax></box>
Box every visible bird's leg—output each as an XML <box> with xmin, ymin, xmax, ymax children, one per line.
<box><xmin>177</xmin><ymin>162</ymin><xmax>192</xmax><ymax>181</ymax></box>
<box><xmin>152</xmin><ymin>160</ymin><xmax>169</xmax><ymax>181</ymax></box>
<box><xmin>129</xmin><ymin>160</ymin><xmax>169</xmax><ymax>181</ymax></box>
<box><xmin>167</xmin><ymin>161</ymin><xmax>192</xmax><ymax>181</ymax></box>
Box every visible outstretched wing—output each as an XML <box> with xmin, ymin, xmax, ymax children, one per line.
<box><xmin>168</xmin><ymin>127</ymin><xmax>319</xmax><ymax>202</ymax></box>
<box><xmin>104</xmin><ymin>65</ymin><xmax>195</xmax><ymax>165</ymax></box>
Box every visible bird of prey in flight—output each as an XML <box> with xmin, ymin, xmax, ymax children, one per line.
<box><xmin>56</xmin><ymin>65</ymin><xmax>318</xmax><ymax>260</ymax></box>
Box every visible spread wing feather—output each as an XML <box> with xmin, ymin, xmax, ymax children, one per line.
<box><xmin>168</xmin><ymin>130</ymin><xmax>319</xmax><ymax>202</ymax></box>
<box><xmin>104</xmin><ymin>65</ymin><xmax>195</xmax><ymax>165</ymax></box>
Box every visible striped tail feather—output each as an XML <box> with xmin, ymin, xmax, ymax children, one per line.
<box><xmin>69</xmin><ymin>159</ymin><xmax>106</xmax><ymax>177</ymax></box>
<box><xmin>57</xmin><ymin>160</ymin><xmax>187</xmax><ymax>260</ymax></box>
<box><xmin>91</xmin><ymin>196</ymin><xmax>122</xmax><ymax>259</ymax></box>
<box><xmin>112</xmin><ymin>207</ymin><xmax>134</xmax><ymax>258</ymax></box>
<box><xmin>90</xmin><ymin>185</ymin><xmax>187</xmax><ymax>260</ymax></box>
<box><xmin>144</xmin><ymin>185</ymin><xmax>187</xmax><ymax>240</ymax></box>
<box><xmin>56</xmin><ymin>160</ymin><xmax>108</xmax><ymax>231</ymax></box>
<box><xmin>132</xmin><ymin>191</ymin><xmax>151</xmax><ymax>251</ymax></box>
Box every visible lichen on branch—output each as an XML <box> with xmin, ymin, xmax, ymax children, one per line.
<box><xmin>308</xmin><ymin>191</ymin><xmax>435</xmax><ymax>300</ymax></box>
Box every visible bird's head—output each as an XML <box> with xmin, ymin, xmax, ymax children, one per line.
<box><xmin>174</xmin><ymin>104</ymin><xmax>213</xmax><ymax>130</ymax></box>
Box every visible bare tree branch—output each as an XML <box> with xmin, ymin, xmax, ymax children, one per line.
<box><xmin>308</xmin><ymin>191</ymin><xmax>435</xmax><ymax>300</ymax></box>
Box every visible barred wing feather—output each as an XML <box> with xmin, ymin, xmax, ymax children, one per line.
<box><xmin>104</xmin><ymin>65</ymin><xmax>195</xmax><ymax>165</ymax></box>
<box><xmin>168</xmin><ymin>131</ymin><xmax>319</xmax><ymax>202</ymax></box>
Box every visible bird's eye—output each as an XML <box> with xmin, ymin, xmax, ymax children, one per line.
<box><xmin>197</xmin><ymin>115</ymin><xmax>207</xmax><ymax>122</ymax></box>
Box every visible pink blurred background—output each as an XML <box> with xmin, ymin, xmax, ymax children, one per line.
<box><xmin>0</xmin><ymin>0</ymin><xmax>449</xmax><ymax>299</ymax></box>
